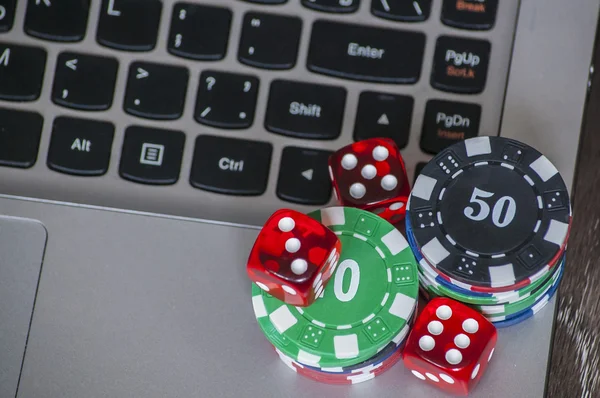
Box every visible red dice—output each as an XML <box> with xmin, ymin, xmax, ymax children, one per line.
<box><xmin>246</xmin><ymin>209</ymin><xmax>341</xmax><ymax>307</ymax></box>
<box><xmin>328</xmin><ymin>138</ymin><xmax>410</xmax><ymax>224</ymax></box>
<box><xmin>402</xmin><ymin>298</ymin><xmax>497</xmax><ymax>396</ymax></box>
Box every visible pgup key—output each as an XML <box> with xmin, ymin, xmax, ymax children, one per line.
<box><xmin>194</xmin><ymin>71</ymin><xmax>259</xmax><ymax>130</ymax></box>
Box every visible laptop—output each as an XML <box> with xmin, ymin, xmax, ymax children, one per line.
<box><xmin>0</xmin><ymin>0</ymin><xmax>596</xmax><ymax>397</ymax></box>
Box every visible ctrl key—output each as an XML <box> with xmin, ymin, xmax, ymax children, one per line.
<box><xmin>190</xmin><ymin>135</ymin><xmax>272</xmax><ymax>196</ymax></box>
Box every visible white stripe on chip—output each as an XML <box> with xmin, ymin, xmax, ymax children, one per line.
<box><xmin>530</xmin><ymin>265</ymin><xmax>549</xmax><ymax>283</ymax></box>
<box><xmin>269</xmin><ymin>305</ymin><xmax>298</xmax><ymax>333</ymax></box>
<box><xmin>532</xmin><ymin>295</ymin><xmax>551</xmax><ymax>313</ymax></box>
<box><xmin>321</xmin><ymin>366</ymin><xmax>343</xmax><ymax>372</ymax></box>
<box><xmin>353</xmin><ymin>233</ymin><xmax>367</xmax><ymax>241</ymax></box>
<box><xmin>381</xmin><ymin>229</ymin><xmax>408</xmax><ymax>255</ymax></box>
<box><xmin>297</xmin><ymin>350</ymin><xmax>321</xmax><ymax>366</ymax></box>
<box><xmin>393</xmin><ymin>323</ymin><xmax>411</xmax><ymax>344</ymax></box>
<box><xmin>480</xmin><ymin>305</ymin><xmax>505</xmax><ymax>315</ymax></box>
<box><xmin>543</xmin><ymin>219</ymin><xmax>569</xmax><ymax>246</ymax></box>
<box><xmin>412</xmin><ymin>174</ymin><xmax>437</xmax><ymax>201</ymax></box>
<box><xmin>388</xmin><ymin>292</ymin><xmax>416</xmax><ymax>320</ymax></box>
<box><xmin>489</xmin><ymin>264</ymin><xmax>516</xmax><ymax>287</ymax></box>
<box><xmin>529</xmin><ymin>155</ymin><xmax>559</xmax><ymax>182</ymax></box>
<box><xmin>252</xmin><ymin>295</ymin><xmax>267</xmax><ymax>318</ymax></box>
<box><xmin>334</xmin><ymin>334</ymin><xmax>359</xmax><ymax>359</ymax></box>
<box><xmin>349</xmin><ymin>373</ymin><xmax>375</xmax><ymax>384</ymax></box>
<box><xmin>320</xmin><ymin>207</ymin><xmax>346</xmax><ymax>226</ymax></box>
<box><xmin>465</xmin><ymin>136</ymin><xmax>492</xmax><ymax>157</ymax></box>
<box><xmin>421</xmin><ymin>238</ymin><xmax>451</xmax><ymax>265</ymax></box>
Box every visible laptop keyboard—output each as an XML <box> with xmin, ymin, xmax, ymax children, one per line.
<box><xmin>0</xmin><ymin>0</ymin><xmax>519</xmax><ymax>225</ymax></box>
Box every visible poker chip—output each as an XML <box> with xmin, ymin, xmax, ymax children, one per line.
<box><xmin>488</xmin><ymin>267</ymin><xmax>562</xmax><ymax>328</ymax></box>
<box><xmin>297</xmin><ymin>305</ymin><xmax>417</xmax><ymax>374</ymax></box>
<box><xmin>252</xmin><ymin>207</ymin><xmax>419</xmax><ymax>369</ymax></box>
<box><xmin>275</xmin><ymin>343</ymin><xmax>404</xmax><ymax>385</ymax></box>
<box><xmin>413</xmin><ymin>232</ymin><xmax>560</xmax><ymax>306</ymax></box>
<box><xmin>408</xmin><ymin>210</ymin><xmax>565</xmax><ymax>324</ymax></box>
<box><xmin>477</xmin><ymin>259</ymin><xmax>564</xmax><ymax>317</ymax></box>
<box><xmin>407</xmin><ymin>136</ymin><xmax>571</xmax><ymax>293</ymax></box>
<box><xmin>408</xmin><ymin>213</ymin><xmax>563</xmax><ymax>307</ymax></box>
<box><xmin>422</xmin><ymin>257</ymin><xmax>563</xmax><ymax>321</ymax></box>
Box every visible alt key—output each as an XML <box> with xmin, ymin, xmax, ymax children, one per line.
<box><xmin>47</xmin><ymin>117</ymin><xmax>114</xmax><ymax>176</ymax></box>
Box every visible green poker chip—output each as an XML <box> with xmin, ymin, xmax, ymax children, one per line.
<box><xmin>251</xmin><ymin>207</ymin><xmax>419</xmax><ymax>368</ymax></box>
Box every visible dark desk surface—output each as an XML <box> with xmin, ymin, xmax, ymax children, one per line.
<box><xmin>546</xmin><ymin>31</ymin><xmax>600</xmax><ymax>397</ymax></box>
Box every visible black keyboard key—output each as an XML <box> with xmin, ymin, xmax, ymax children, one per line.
<box><xmin>242</xmin><ymin>0</ymin><xmax>287</xmax><ymax>4</ymax></box>
<box><xmin>0</xmin><ymin>43</ymin><xmax>46</xmax><ymax>101</ymax></box>
<box><xmin>265</xmin><ymin>80</ymin><xmax>346</xmax><ymax>140</ymax></box>
<box><xmin>47</xmin><ymin>117</ymin><xmax>114</xmax><ymax>176</ymax></box>
<box><xmin>307</xmin><ymin>20</ymin><xmax>426</xmax><ymax>84</ymax></box>
<box><xmin>420</xmin><ymin>99</ymin><xmax>481</xmax><ymax>154</ymax></box>
<box><xmin>190</xmin><ymin>135</ymin><xmax>272</xmax><ymax>196</ymax></box>
<box><xmin>277</xmin><ymin>147</ymin><xmax>332</xmax><ymax>205</ymax></box>
<box><xmin>24</xmin><ymin>0</ymin><xmax>90</xmax><ymax>42</ymax></box>
<box><xmin>168</xmin><ymin>3</ymin><xmax>231</xmax><ymax>61</ymax></box>
<box><xmin>0</xmin><ymin>108</ymin><xmax>43</xmax><ymax>168</ymax></box>
<box><xmin>371</xmin><ymin>0</ymin><xmax>431</xmax><ymax>22</ymax></box>
<box><xmin>302</xmin><ymin>0</ymin><xmax>359</xmax><ymax>13</ymax></box>
<box><xmin>195</xmin><ymin>71</ymin><xmax>259</xmax><ymax>129</ymax></box>
<box><xmin>119</xmin><ymin>126</ymin><xmax>185</xmax><ymax>185</ymax></box>
<box><xmin>124</xmin><ymin>62</ymin><xmax>189</xmax><ymax>120</ymax></box>
<box><xmin>353</xmin><ymin>91</ymin><xmax>413</xmax><ymax>149</ymax></box>
<box><xmin>0</xmin><ymin>0</ymin><xmax>16</xmax><ymax>32</ymax></box>
<box><xmin>441</xmin><ymin>0</ymin><xmax>498</xmax><ymax>30</ymax></box>
<box><xmin>431</xmin><ymin>36</ymin><xmax>491</xmax><ymax>94</ymax></box>
<box><xmin>97</xmin><ymin>0</ymin><xmax>162</xmax><ymax>52</ymax></box>
<box><xmin>52</xmin><ymin>52</ymin><xmax>118</xmax><ymax>111</ymax></box>
<box><xmin>238</xmin><ymin>12</ymin><xmax>302</xmax><ymax>70</ymax></box>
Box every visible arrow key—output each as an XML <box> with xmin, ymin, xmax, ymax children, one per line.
<box><xmin>277</xmin><ymin>146</ymin><xmax>333</xmax><ymax>205</ymax></box>
<box><xmin>353</xmin><ymin>91</ymin><xmax>414</xmax><ymax>149</ymax></box>
<box><xmin>52</xmin><ymin>52</ymin><xmax>118</xmax><ymax>111</ymax></box>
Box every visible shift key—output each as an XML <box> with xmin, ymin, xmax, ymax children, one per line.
<box><xmin>265</xmin><ymin>80</ymin><xmax>346</xmax><ymax>140</ymax></box>
<box><xmin>307</xmin><ymin>20</ymin><xmax>426</xmax><ymax>84</ymax></box>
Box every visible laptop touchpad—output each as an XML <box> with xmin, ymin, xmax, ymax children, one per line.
<box><xmin>0</xmin><ymin>217</ymin><xmax>47</xmax><ymax>397</ymax></box>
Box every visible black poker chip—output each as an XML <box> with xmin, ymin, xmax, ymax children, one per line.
<box><xmin>407</xmin><ymin>136</ymin><xmax>571</xmax><ymax>292</ymax></box>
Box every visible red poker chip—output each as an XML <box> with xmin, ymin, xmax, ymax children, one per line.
<box><xmin>276</xmin><ymin>344</ymin><xmax>404</xmax><ymax>385</ymax></box>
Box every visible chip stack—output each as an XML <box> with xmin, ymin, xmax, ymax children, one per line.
<box><xmin>251</xmin><ymin>207</ymin><xmax>420</xmax><ymax>384</ymax></box>
<box><xmin>405</xmin><ymin>136</ymin><xmax>571</xmax><ymax>327</ymax></box>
